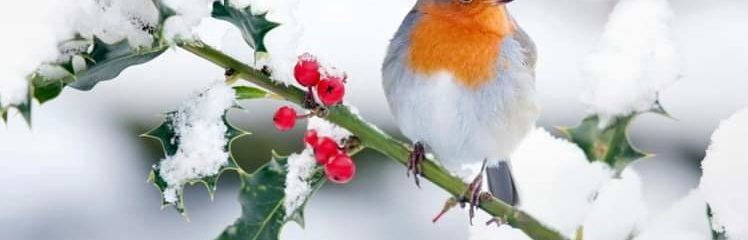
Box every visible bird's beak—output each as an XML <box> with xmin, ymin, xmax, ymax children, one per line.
<box><xmin>496</xmin><ymin>0</ymin><xmax>514</xmax><ymax>3</ymax></box>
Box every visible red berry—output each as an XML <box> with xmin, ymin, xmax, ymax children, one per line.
<box><xmin>313</xmin><ymin>137</ymin><xmax>339</xmax><ymax>165</ymax></box>
<box><xmin>304</xmin><ymin>130</ymin><xmax>319</xmax><ymax>148</ymax></box>
<box><xmin>294</xmin><ymin>53</ymin><xmax>321</xmax><ymax>87</ymax></box>
<box><xmin>316</xmin><ymin>77</ymin><xmax>345</xmax><ymax>106</ymax></box>
<box><xmin>273</xmin><ymin>106</ymin><xmax>297</xmax><ymax>132</ymax></box>
<box><xmin>325</xmin><ymin>153</ymin><xmax>356</xmax><ymax>184</ymax></box>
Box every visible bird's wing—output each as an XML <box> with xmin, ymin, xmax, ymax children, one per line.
<box><xmin>511</xmin><ymin>22</ymin><xmax>537</xmax><ymax>73</ymax></box>
<box><xmin>383</xmin><ymin>9</ymin><xmax>420</xmax><ymax>68</ymax></box>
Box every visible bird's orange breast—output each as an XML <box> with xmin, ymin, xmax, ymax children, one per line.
<box><xmin>407</xmin><ymin>4</ymin><xmax>514</xmax><ymax>89</ymax></box>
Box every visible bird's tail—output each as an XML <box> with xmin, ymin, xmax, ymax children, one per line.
<box><xmin>486</xmin><ymin>161</ymin><xmax>520</xmax><ymax>206</ymax></box>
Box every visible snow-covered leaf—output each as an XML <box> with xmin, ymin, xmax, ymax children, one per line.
<box><xmin>217</xmin><ymin>153</ymin><xmax>325</xmax><ymax>240</ymax></box>
<box><xmin>0</xmin><ymin>94</ymin><xmax>31</xmax><ymax>125</ymax></box>
<box><xmin>211</xmin><ymin>0</ymin><xmax>280</xmax><ymax>53</ymax></box>
<box><xmin>560</xmin><ymin>115</ymin><xmax>648</xmax><ymax>171</ymax></box>
<box><xmin>143</xmin><ymin>109</ymin><xmax>248</xmax><ymax>215</ymax></box>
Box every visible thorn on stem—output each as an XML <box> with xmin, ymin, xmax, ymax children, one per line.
<box><xmin>261</xmin><ymin>65</ymin><xmax>272</xmax><ymax>76</ymax></box>
<box><xmin>224</xmin><ymin>68</ymin><xmax>236</xmax><ymax>78</ymax></box>
<box><xmin>432</xmin><ymin>197</ymin><xmax>458</xmax><ymax>223</ymax></box>
<box><xmin>341</xmin><ymin>136</ymin><xmax>362</xmax><ymax>152</ymax></box>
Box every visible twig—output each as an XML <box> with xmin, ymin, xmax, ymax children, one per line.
<box><xmin>179</xmin><ymin>41</ymin><xmax>567</xmax><ymax>240</ymax></box>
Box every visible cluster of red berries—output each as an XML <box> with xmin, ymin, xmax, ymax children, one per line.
<box><xmin>272</xmin><ymin>53</ymin><xmax>346</xmax><ymax>132</ymax></box>
<box><xmin>304</xmin><ymin>130</ymin><xmax>355</xmax><ymax>184</ymax></box>
<box><xmin>294</xmin><ymin>53</ymin><xmax>346</xmax><ymax>106</ymax></box>
<box><xmin>271</xmin><ymin>53</ymin><xmax>355</xmax><ymax>184</ymax></box>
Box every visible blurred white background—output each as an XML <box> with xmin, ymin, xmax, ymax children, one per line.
<box><xmin>1</xmin><ymin>0</ymin><xmax>747</xmax><ymax>239</ymax></box>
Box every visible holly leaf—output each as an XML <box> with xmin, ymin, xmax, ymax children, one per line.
<box><xmin>211</xmin><ymin>0</ymin><xmax>280</xmax><ymax>53</ymax></box>
<box><xmin>0</xmin><ymin>92</ymin><xmax>32</xmax><ymax>125</ymax></box>
<box><xmin>142</xmin><ymin>110</ymin><xmax>249</xmax><ymax>215</ymax></box>
<box><xmin>217</xmin><ymin>154</ymin><xmax>326</xmax><ymax>240</ymax></box>
<box><xmin>67</xmin><ymin>38</ymin><xmax>167</xmax><ymax>90</ymax></box>
<box><xmin>151</xmin><ymin>0</ymin><xmax>177</xmax><ymax>24</ymax></box>
<box><xmin>30</xmin><ymin>73</ymin><xmax>65</xmax><ymax>104</ymax></box>
<box><xmin>560</xmin><ymin>114</ymin><xmax>649</xmax><ymax>171</ymax></box>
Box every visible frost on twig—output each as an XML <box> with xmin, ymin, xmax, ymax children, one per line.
<box><xmin>307</xmin><ymin>116</ymin><xmax>352</xmax><ymax>144</ymax></box>
<box><xmin>699</xmin><ymin>108</ymin><xmax>748</xmax><ymax>239</ymax></box>
<box><xmin>581</xmin><ymin>0</ymin><xmax>679</xmax><ymax>126</ymax></box>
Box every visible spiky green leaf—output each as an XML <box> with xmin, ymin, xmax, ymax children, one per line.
<box><xmin>560</xmin><ymin>114</ymin><xmax>648</xmax><ymax>171</ymax></box>
<box><xmin>0</xmin><ymin>93</ymin><xmax>32</xmax><ymax>125</ymax></box>
<box><xmin>142</xmin><ymin>110</ymin><xmax>249</xmax><ymax>215</ymax></box>
<box><xmin>67</xmin><ymin>38</ymin><xmax>167</xmax><ymax>90</ymax></box>
<box><xmin>211</xmin><ymin>0</ymin><xmax>280</xmax><ymax>53</ymax></box>
<box><xmin>30</xmin><ymin>74</ymin><xmax>65</xmax><ymax>104</ymax></box>
<box><xmin>217</xmin><ymin>154</ymin><xmax>326</xmax><ymax>240</ymax></box>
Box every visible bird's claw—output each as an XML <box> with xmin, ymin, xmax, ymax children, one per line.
<box><xmin>461</xmin><ymin>159</ymin><xmax>489</xmax><ymax>225</ymax></box>
<box><xmin>407</xmin><ymin>142</ymin><xmax>425</xmax><ymax>188</ymax></box>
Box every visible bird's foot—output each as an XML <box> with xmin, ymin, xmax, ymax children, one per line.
<box><xmin>460</xmin><ymin>159</ymin><xmax>489</xmax><ymax>225</ymax></box>
<box><xmin>407</xmin><ymin>142</ymin><xmax>425</xmax><ymax>188</ymax></box>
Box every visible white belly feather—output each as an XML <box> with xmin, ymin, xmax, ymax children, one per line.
<box><xmin>382</xmin><ymin>37</ymin><xmax>539</xmax><ymax>178</ymax></box>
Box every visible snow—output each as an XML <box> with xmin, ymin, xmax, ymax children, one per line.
<box><xmin>635</xmin><ymin>190</ymin><xmax>712</xmax><ymax>240</ymax></box>
<box><xmin>307</xmin><ymin>116</ymin><xmax>352</xmax><ymax>143</ymax></box>
<box><xmin>583</xmin><ymin>169</ymin><xmax>648</xmax><ymax>240</ymax></box>
<box><xmin>283</xmin><ymin>148</ymin><xmax>318</xmax><ymax>215</ymax></box>
<box><xmin>157</xmin><ymin>82</ymin><xmax>236</xmax><ymax>203</ymax></box>
<box><xmin>469</xmin><ymin>211</ymin><xmax>531</xmax><ymax>240</ymax></box>
<box><xmin>0</xmin><ymin>1</ymin><xmax>67</xmax><ymax>108</ymax></box>
<box><xmin>510</xmin><ymin>128</ymin><xmax>613</xmax><ymax>237</ymax></box>
<box><xmin>581</xmin><ymin>0</ymin><xmax>679</xmax><ymax>126</ymax></box>
<box><xmin>162</xmin><ymin>0</ymin><xmax>215</xmax><ymax>42</ymax></box>
<box><xmin>699</xmin><ymin>108</ymin><xmax>748</xmax><ymax>239</ymax></box>
<box><xmin>229</xmin><ymin>0</ymin><xmax>302</xmax><ymax>85</ymax></box>
<box><xmin>74</xmin><ymin>0</ymin><xmax>159</xmax><ymax>48</ymax></box>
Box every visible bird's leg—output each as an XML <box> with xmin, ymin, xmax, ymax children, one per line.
<box><xmin>459</xmin><ymin>159</ymin><xmax>489</xmax><ymax>225</ymax></box>
<box><xmin>407</xmin><ymin>142</ymin><xmax>426</xmax><ymax>188</ymax></box>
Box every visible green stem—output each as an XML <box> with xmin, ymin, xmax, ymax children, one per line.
<box><xmin>180</xmin><ymin>41</ymin><xmax>566</xmax><ymax>240</ymax></box>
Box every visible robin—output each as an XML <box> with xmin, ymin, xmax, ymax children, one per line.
<box><xmin>382</xmin><ymin>0</ymin><xmax>538</xmax><ymax>215</ymax></box>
